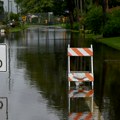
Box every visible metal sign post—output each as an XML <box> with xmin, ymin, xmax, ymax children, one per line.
<box><xmin>0</xmin><ymin>97</ymin><xmax>8</xmax><ymax>120</ymax></box>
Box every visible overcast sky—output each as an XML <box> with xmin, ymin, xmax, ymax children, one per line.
<box><xmin>1</xmin><ymin>0</ymin><xmax>17</xmax><ymax>13</ymax></box>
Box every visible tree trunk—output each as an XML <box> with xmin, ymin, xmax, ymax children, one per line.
<box><xmin>95</xmin><ymin>0</ymin><xmax>99</xmax><ymax>5</ymax></box>
<box><xmin>102</xmin><ymin>0</ymin><xmax>107</xmax><ymax>26</ymax></box>
<box><xmin>69</xmin><ymin>11</ymin><xmax>74</xmax><ymax>29</ymax></box>
<box><xmin>67</xmin><ymin>0</ymin><xmax>75</xmax><ymax>29</ymax></box>
<box><xmin>106</xmin><ymin>0</ymin><xmax>109</xmax><ymax>11</ymax></box>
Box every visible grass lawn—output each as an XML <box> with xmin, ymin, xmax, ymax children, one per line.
<box><xmin>97</xmin><ymin>37</ymin><xmax>120</xmax><ymax>50</ymax></box>
<box><xmin>85</xmin><ymin>33</ymin><xmax>120</xmax><ymax>50</ymax></box>
<box><xmin>9</xmin><ymin>24</ymin><xmax>29</xmax><ymax>32</ymax></box>
<box><xmin>85</xmin><ymin>33</ymin><xmax>102</xmax><ymax>39</ymax></box>
<box><xmin>9</xmin><ymin>27</ymin><xmax>24</xmax><ymax>32</ymax></box>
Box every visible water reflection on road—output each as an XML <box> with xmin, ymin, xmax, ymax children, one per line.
<box><xmin>0</xmin><ymin>26</ymin><xmax>120</xmax><ymax>120</ymax></box>
<box><xmin>0</xmin><ymin>26</ymin><xmax>70</xmax><ymax>120</ymax></box>
<box><xmin>93</xmin><ymin>43</ymin><xmax>120</xmax><ymax>120</ymax></box>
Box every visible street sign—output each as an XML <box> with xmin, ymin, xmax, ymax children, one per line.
<box><xmin>22</xmin><ymin>16</ymin><xmax>27</xmax><ymax>22</ymax></box>
<box><xmin>0</xmin><ymin>44</ymin><xmax>7</xmax><ymax>72</ymax></box>
<box><xmin>0</xmin><ymin>97</ymin><xmax>8</xmax><ymax>120</ymax></box>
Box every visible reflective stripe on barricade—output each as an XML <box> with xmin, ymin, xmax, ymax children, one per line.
<box><xmin>69</xmin><ymin>89</ymin><xmax>94</xmax><ymax>98</ymax></box>
<box><xmin>68</xmin><ymin>48</ymin><xmax>93</xmax><ymax>56</ymax></box>
<box><xmin>68</xmin><ymin>73</ymin><xmax>94</xmax><ymax>82</ymax></box>
<box><xmin>69</xmin><ymin>112</ymin><xmax>93</xmax><ymax>120</ymax></box>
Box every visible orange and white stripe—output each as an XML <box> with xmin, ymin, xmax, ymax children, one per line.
<box><xmin>68</xmin><ymin>73</ymin><xmax>94</xmax><ymax>82</ymax></box>
<box><xmin>69</xmin><ymin>112</ymin><xmax>93</xmax><ymax>120</ymax></box>
<box><xmin>68</xmin><ymin>48</ymin><xmax>93</xmax><ymax>56</ymax></box>
<box><xmin>69</xmin><ymin>89</ymin><xmax>94</xmax><ymax>98</ymax></box>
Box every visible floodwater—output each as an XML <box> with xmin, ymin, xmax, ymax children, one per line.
<box><xmin>0</xmin><ymin>26</ymin><xmax>120</xmax><ymax>120</ymax></box>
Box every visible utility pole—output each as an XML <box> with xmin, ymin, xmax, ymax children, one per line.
<box><xmin>16</xmin><ymin>4</ymin><xmax>19</xmax><ymax>14</ymax></box>
<box><xmin>8</xmin><ymin>0</ymin><xmax>10</xmax><ymax>21</ymax></box>
<box><xmin>9</xmin><ymin>1</ymin><xmax>12</xmax><ymax>13</ymax></box>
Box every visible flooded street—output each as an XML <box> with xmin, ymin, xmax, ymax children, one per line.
<box><xmin>0</xmin><ymin>26</ymin><xmax>120</xmax><ymax>120</ymax></box>
<box><xmin>0</xmin><ymin>26</ymin><xmax>70</xmax><ymax>120</ymax></box>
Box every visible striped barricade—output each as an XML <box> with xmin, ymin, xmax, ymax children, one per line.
<box><xmin>67</xmin><ymin>45</ymin><xmax>94</xmax><ymax>89</ymax></box>
<box><xmin>69</xmin><ymin>112</ymin><xmax>94</xmax><ymax>120</ymax></box>
<box><xmin>69</xmin><ymin>89</ymin><xmax>94</xmax><ymax>98</ymax></box>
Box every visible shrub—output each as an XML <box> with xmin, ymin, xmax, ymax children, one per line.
<box><xmin>103</xmin><ymin>18</ymin><xmax>120</xmax><ymax>37</ymax></box>
<box><xmin>10</xmin><ymin>13</ymin><xmax>19</xmax><ymax>21</ymax></box>
<box><xmin>65</xmin><ymin>23</ymin><xmax>71</xmax><ymax>29</ymax></box>
<box><xmin>65</xmin><ymin>22</ymin><xmax>80</xmax><ymax>30</ymax></box>
<box><xmin>103</xmin><ymin>9</ymin><xmax>120</xmax><ymax>37</ymax></box>
<box><xmin>85</xmin><ymin>5</ymin><xmax>103</xmax><ymax>34</ymax></box>
<box><xmin>73</xmin><ymin>22</ymin><xmax>80</xmax><ymax>30</ymax></box>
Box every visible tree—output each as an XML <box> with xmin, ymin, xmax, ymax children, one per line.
<box><xmin>66</xmin><ymin>0</ymin><xmax>75</xmax><ymax>29</ymax></box>
<box><xmin>14</xmin><ymin>0</ymin><xmax>55</xmax><ymax>13</ymax></box>
<box><xmin>85</xmin><ymin>5</ymin><xmax>103</xmax><ymax>34</ymax></box>
<box><xmin>53</xmin><ymin>0</ymin><xmax>67</xmax><ymax>16</ymax></box>
<box><xmin>14</xmin><ymin>0</ymin><xmax>68</xmax><ymax>16</ymax></box>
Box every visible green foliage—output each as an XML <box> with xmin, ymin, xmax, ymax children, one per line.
<box><xmin>65</xmin><ymin>23</ymin><xmax>71</xmax><ymax>29</ymax></box>
<box><xmin>110</xmin><ymin>8</ymin><xmax>120</xmax><ymax>18</ymax></box>
<box><xmin>15</xmin><ymin>0</ymin><xmax>67</xmax><ymax>14</ymax></box>
<box><xmin>16</xmin><ymin>0</ymin><xmax>47</xmax><ymax>13</ymax></box>
<box><xmin>103</xmin><ymin>18</ymin><xmax>120</xmax><ymax>37</ymax></box>
<box><xmin>64</xmin><ymin>22</ymin><xmax>80</xmax><ymax>30</ymax></box>
<box><xmin>52</xmin><ymin>0</ymin><xmax>67</xmax><ymax>16</ymax></box>
<box><xmin>108</xmin><ymin>0</ymin><xmax>120</xmax><ymax>8</ymax></box>
<box><xmin>98</xmin><ymin>37</ymin><xmax>120</xmax><ymax>50</ymax></box>
<box><xmin>73</xmin><ymin>22</ymin><xmax>80</xmax><ymax>30</ymax></box>
<box><xmin>84</xmin><ymin>0</ymin><xmax>93</xmax><ymax>12</ymax></box>
<box><xmin>85</xmin><ymin>5</ymin><xmax>103</xmax><ymax>34</ymax></box>
<box><xmin>73</xmin><ymin>8</ymin><xmax>81</xmax><ymax>21</ymax></box>
<box><xmin>103</xmin><ymin>9</ymin><xmax>120</xmax><ymax>37</ymax></box>
<box><xmin>10</xmin><ymin>13</ymin><xmax>19</xmax><ymax>21</ymax></box>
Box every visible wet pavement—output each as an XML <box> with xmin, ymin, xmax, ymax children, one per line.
<box><xmin>0</xmin><ymin>26</ymin><xmax>120</xmax><ymax>120</ymax></box>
